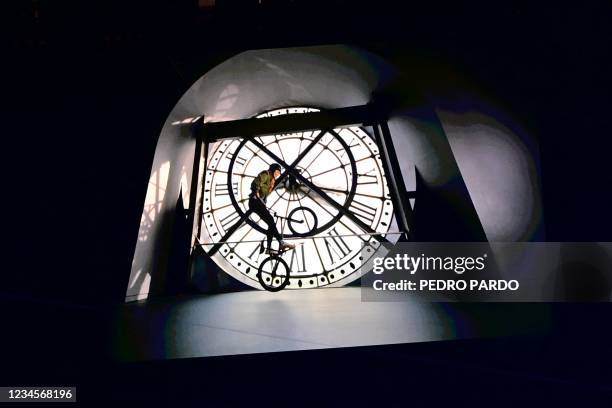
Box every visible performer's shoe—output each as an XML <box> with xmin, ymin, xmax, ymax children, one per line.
<box><xmin>265</xmin><ymin>242</ymin><xmax>295</xmax><ymax>255</ymax></box>
<box><xmin>279</xmin><ymin>241</ymin><xmax>295</xmax><ymax>251</ymax></box>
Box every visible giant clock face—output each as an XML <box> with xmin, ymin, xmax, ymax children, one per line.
<box><xmin>200</xmin><ymin>107</ymin><xmax>399</xmax><ymax>290</ymax></box>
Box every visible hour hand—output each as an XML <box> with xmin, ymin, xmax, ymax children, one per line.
<box><xmin>297</xmin><ymin>183</ymin><xmax>349</xmax><ymax>206</ymax></box>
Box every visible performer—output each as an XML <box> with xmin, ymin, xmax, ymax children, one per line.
<box><xmin>249</xmin><ymin>163</ymin><xmax>295</xmax><ymax>253</ymax></box>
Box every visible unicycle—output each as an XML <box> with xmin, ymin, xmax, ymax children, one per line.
<box><xmin>257</xmin><ymin>246</ymin><xmax>292</xmax><ymax>292</ymax></box>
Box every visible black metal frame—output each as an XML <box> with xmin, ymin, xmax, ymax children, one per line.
<box><xmin>191</xmin><ymin>103</ymin><xmax>414</xmax><ymax>258</ymax></box>
<box><xmin>202</xmin><ymin>104</ymin><xmax>382</xmax><ymax>142</ymax></box>
<box><xmin>372</xmin><ymin>122</ymin><xmax>414</xmax><ymax>240</ymax></box>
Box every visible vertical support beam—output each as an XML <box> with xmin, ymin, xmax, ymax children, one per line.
<box><xmin>187</xmin><ymin>118</ymin><xmax>209</xmax><ymax>290</ymax></box>
<box><xmin>188</xmin><ymin>118</ymin><xmax>205</xmax><ymax>251</ymax></box>
<box><xmin>196</xmin><ymin>141</ymin><xmax>209</xmax><ymax>241</ymax></box>
<box><xmin>373</xmin><ymin>121</ymin><xmax>413</xmax><ymax>240</ymax></box>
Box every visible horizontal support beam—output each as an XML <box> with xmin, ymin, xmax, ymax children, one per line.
<box><xmin>198</xmin><ymin>104</ymin><xmax>384</xmax><ymax>142</ymax></box>
<box><xmin>197</xmin><ymin>231</ymin><xmax>406</xmax><ymax>246</ymax></box>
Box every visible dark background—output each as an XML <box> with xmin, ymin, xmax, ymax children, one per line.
<box><xmin>2</xmin><ymin>1</ymin><xmax>612</xmax><ymax>405</ymax></box>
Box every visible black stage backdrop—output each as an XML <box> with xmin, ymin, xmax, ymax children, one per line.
<box><xmin>2</xmin><ymin>1</ymin><xmax>612</xmax><ymax>405</ymax></box>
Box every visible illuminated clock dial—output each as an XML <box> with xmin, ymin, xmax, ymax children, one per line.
<box><xmin>200</xmin><ymin>107</ymin><xmax>398</xmax><ymax>290</ymax></box>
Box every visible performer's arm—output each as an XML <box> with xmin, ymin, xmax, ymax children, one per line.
<box><xmin>269</xmin><ymin>176</ymin><xmax>275</xmax><ymax>193</ymax></box>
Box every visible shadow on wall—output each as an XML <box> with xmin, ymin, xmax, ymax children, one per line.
<box><xmin>165</xmin><ymin>190</ymin><xmax>195</xmax><ymax>296</ymax></box>
<box><xmin>126</xmin><ymin>156</ymin><xmax>191</xmax><ymax>302</ymax></box>
<box><xmin>379</xmin><ymin>68</ymin><xmax>544</xmax><ymax>243</ymax></box>
<box><xmin>411</xmin><ymin>168</ymin><xmax>487</xmax><ymax>241</ymax></box>
<box><xmin>436</xmin><ymin>106</ymin><xmax>544</xmax><ymax>242</ymax></box>
<box><xmin>125</xmin><ymin>76</ymin><xmax>248</xmax><ymax>302</ymax></box>
<box><xmin>386</xmin><ymin>100</ymin><xmax>488</xmax><ymax>242</ymax></box>
<box><xmin>432</xmin><ymin>92</ymin><xmax>545</xmax><ymax>242</ymax></box>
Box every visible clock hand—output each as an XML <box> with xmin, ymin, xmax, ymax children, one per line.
<box><xmin>295</xmin><ymin>185</ymin><xmax>348</xmax><ymax>211</ymax></box>
<box><xmin>297</xmin><ymin>183</ymin><xmax>348</xmax><ymax>196</ymax></box>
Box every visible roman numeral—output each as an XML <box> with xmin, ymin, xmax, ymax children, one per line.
<box><xmin>214</xmin><ymin>182</ymin><xmax>238</xmax><ymax>196</ymax></box>
<box><xmin>289</xmin><ymin>245</ymin><xmax>307</xmax><ymax>273</ymax></box>
<box><xmin>322</xmin><ymin>228</ymin><xmax>350</xmax><ymax>263</ymax></box>
<box><xmin>334</xmin><ymin>138</ymin><xmax>359</xmax><ymax>159</ymax></box>
<box><xmin>357</xmin><ymin>168</ymin><xmax>378</xmax><ymax>185</ymax></box>
<box><xmin>219</xmin><ymin>211</ymin><xmax>241</xmax><ymax>230</ymax></box>
<box><xmin>349</xmin><ymin>197</ymin><xmax>378</xmax><ymax>225</ymax></box>
<box><xmin>226</xmin><ymin>152</ymin><xmax>247</xmax><ymax>166</ymax></box>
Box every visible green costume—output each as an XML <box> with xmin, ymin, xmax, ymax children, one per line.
<box><xmin>251</xmin><ymin>170</ymin><xmax>274</xmax><ymax>200</ymax></box>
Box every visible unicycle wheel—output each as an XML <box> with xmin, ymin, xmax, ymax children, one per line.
<box><xmin>257</xmin><ymin>255</ymin><xmax>290</xmax><ymax>292</ymax></box>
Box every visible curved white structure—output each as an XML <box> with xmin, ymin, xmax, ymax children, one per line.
<box><xmin>125</xmin><ymin>45</ymin><xmax>543</xmax><ymax>302</ymax></box>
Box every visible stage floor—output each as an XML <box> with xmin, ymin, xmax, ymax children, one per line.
<box><xmin>113</xmin><ymin>287</ymin><xmax>549</xmax><ymax>360</ymax></box>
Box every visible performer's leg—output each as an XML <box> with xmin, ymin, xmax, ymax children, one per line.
<box><xmin>259</xmin><ymin>209</ymin><xmax>282</xmax><ymax>248</ymax></box>
<box><xmin>249</xmin><ymin>197</ymin><xmax>282</xmax><ymax>248</ymax></box>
